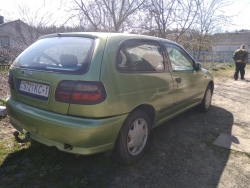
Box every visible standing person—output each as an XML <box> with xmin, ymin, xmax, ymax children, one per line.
<box><xmin>233</xmin><ymin>44</ymin><xmax>248</xmax><ymax>80</ymax></box>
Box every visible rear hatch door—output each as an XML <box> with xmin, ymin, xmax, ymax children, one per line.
<box><xmin>9</xmin><ymin>35</ymin><xmax>99</xmax><ymax>115</ymax></box>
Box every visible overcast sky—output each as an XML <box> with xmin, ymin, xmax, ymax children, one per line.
<box><xmin>223</xmin><ymin>0</ymin><xmax>250</xmax><ymax>31</ymax></box>
<box><xmin>0</xmin><ymin>0</ymin><xmax>250</xmax><ymax>32</ymax></box>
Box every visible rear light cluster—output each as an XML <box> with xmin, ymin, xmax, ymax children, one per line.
<box><xmin>8</xmin><ymin>72</ymin><xmax>15</xmax><ymax>90</ymax></box>
<box><xmin>55</xmin><ymin>81</ymin><xmax>106</xmax><ymax>105</ymax></box>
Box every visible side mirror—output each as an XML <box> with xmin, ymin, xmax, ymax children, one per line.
<box><xmin>196</xmin><ymin>62</ymin><xmax>201</xmax><ymax>71</ymax></box>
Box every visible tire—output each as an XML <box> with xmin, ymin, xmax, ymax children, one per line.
<box><xmin>112</xmin><ymin>109</ymin><xmax>150</xmax><ymax>164</ymax></box>
<box><xmin>200</xmin><ymin>84</ymin><xmax>212</xmax><ymax>112</ymax></box>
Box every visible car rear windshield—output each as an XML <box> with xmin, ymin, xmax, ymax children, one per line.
<box><xmin>12</xmin><ymin>36</ymin><xmax>95</xmax><ymax>74</ymax></box>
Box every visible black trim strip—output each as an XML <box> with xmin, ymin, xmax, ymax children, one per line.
<box><xmin>174</xmin><ymin>92</ymin><xmax>203</xmax><ymax>106</ymax></box>
<box><xmin>159</xmin><ymin>92</ymin><xmax>203</xmax><ymax>113</ymax></box>
<box><xmin>159</xmin><ymin>104</ymin><xmax>174</xmax><ymax>113</ymax></box>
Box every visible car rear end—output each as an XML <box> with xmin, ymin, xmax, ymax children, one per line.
<box><xmin>6</xmin><ymin>33</ymin><xmax>127</xmax><ymax>155</ymax></box>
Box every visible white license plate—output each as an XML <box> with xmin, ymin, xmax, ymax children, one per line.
<box><xmin>19</xmin><ymin>80</ymin><xmax>50</xmax><ymax>97</ymax></box>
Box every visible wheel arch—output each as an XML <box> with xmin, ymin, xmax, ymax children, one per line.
<box><xmin>208</xmin><ymin>80</ymin><xmax>214</xmax><ymax>94</ymax></box>
<box><xmin>131</xmin><ymin>104</ymin><xmax>156</xmax><ymax>129</ymax></box>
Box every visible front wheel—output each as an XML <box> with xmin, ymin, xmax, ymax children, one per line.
<box><xmin>200</xmin><ymin>84</ymin><xmax>212</xmax><ymax>112</ymax></box>
<box><xmin>112</xmin><ymin>109</ymin><xmax>150</xmax><ymax>164</ymax></box>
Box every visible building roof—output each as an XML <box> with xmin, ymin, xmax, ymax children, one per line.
<box><xmin>0</xmin><ymin>19</ymin><xmax>31</xmax><ymax>28</ymax></box>
<box><xmin>213</xmin><ymin>31</ymin><xmax>250</xmax><ymax>46</ymax></box>
<box><xmin>0</xmin><ymin>19</ymin><xmax>40</xmax><ymax>36</ymax></box>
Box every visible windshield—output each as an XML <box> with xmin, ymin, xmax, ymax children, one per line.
<box><xmin>12</xmin><ymin>36</ymin><xmax>95</xmax><ymax>73</ymax></box>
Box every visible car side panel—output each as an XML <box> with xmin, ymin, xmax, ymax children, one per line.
<box><xmin>171</xmin><ymin>70</ymin><xmax>206</xmax><ymax>113</ymax></box>
<box><xmin>99</xmin><ymin>36</ymin><xmax>175</xmax><ymax>125</ymax></box>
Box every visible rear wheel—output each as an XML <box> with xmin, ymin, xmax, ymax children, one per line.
<box><xmin>112</xmin><ymin>109</ymin><xmax>150</xmax><ymax>164</ymax></box>
<box><xmin>200</xmin><ymin>84</ymin><xmax>212</xmax><ymax>112</ymax></box>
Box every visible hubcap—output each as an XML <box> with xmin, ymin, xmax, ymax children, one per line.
<box><xmin>127</xmin><ymin>118</ymin><xmax>148</xmax><ymax>156</ymax></box>
<box><xmin>205</xmin><ymin>88</ymin><xmax>212</xmax><ymax>108</ymax></box>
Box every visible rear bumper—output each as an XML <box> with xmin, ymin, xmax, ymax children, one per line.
<box><xmin>6</xmin><ymin>97</ymin><xmax>127</xmax><ymax>155</ymax></box>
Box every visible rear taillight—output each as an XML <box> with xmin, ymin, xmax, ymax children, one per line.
<box><xmin>8</xmin><ymin>72</ymin><xmax>14</xmax><ymax>90</ymax></box>
<box><xmin>55</xmin><ymin>81</ymin><xmax>106</xmax><ymax>105</ymax></box>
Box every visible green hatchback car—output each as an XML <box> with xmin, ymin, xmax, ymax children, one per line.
<box><xmin>6</xmin><ymin>32</ymin><xmax>213</xmax><ymax>164</ymax></box>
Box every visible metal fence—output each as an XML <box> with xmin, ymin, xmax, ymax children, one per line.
<box><xmin>0</xmin><ymin>63</ymin><xmax>10</xmax><ymax>71</ymax></box>
<box><xmin>190</xmin><ymin>52</ymin><xmax>250</xmax><ymax>70</ymax></box>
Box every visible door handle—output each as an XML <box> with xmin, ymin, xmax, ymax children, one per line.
<box><xmin>175</xmin><ymin>77</ymin><xmax>181</xmax><ymax>83</ymax></box>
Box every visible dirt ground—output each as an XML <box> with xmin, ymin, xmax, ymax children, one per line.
<box><xmin>0</xmin><ymin>66</ymin><xmax>250</xmax><ymax>187</ymax></box>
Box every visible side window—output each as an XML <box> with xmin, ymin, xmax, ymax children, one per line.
<box><xmin>164</xmin><ymin>43</ymin><xmax>194</xmax><ymax>71</ymax></box>
<box><xmin>116</xmin><ymin>40</ymin><xmax>164</xmax><ymax>72</ymax></box>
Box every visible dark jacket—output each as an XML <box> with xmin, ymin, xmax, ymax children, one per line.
<box><xmin>233</xmin><ymin>48</ymin><xmax>248</xmax><ymax>63</ymax></box>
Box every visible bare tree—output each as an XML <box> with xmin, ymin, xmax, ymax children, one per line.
<box><xmin>190</xmin><ymin>0</ymin><xmax>233</xmax><ymax>58</ymax></box>
<box><xmin>148</xmin><ymin>0</ymin><xmax>177</xmax><ymax>37</ymax></box>
<box><xmin>70</xmin><ymin>0</ymin><xmax>103</xmax><ymax>31</ymax></box>
<box><xmin>67</xmin><ymin>0</ymin><xmax>146</xmax><ymax>32</ymax></box>
<box><xmin>171</xmin><ymin>0</ymin><xmax>199</xmax><ymax>43</ymax></box>
<box><xmin>139</xmin><ymin>0</ymin><xmax>199</xmax><ymax>43</ymax></box>
<box><xmin>102</xmin><ymin>0</ymin><xmax>145</xmax><ymax>32</ymax></box>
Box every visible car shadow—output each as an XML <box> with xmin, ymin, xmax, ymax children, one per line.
<box><xmin>145</xmin><ymin>105</ymin><xmax>234</xmax><ymax>187</ymax></box>
<box><xmin>1</xmin><ymin>105</ymin><xmax>234</xmax><ymax>187</ymax></box>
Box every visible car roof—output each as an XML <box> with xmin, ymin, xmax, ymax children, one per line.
<box><xmin>38</xmin><ymin>32</ymin><xmax>178</xmax><ymax>46</ymax></box>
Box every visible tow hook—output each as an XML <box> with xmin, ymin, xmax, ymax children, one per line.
<box><xmin>13</xmin><ymin>131</ymin><xmax>31</xmax><ymax>143</ymax></box>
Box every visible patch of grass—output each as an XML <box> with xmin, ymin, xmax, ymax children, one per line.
<box><xmin>0</xmin><ymin>69</ymin><xmax>9</xmax><ymax>74</ymax></box>
<box><xmin>40</xmin><ymin>162</ymin><xmax>62</xmax><ymax>175</ymax></box>
<box><xmin>97</xmin><ymin>154</ymin><xmax>117</xmax><ymax>166</ymax></box>
<box><xmin>16</xmin><ymin>175</ymin><xmax>34</xmax><ymax>187</ymax></box>
<box><xmin>230</xmin><ymin>150</ymin><xmax>240</xmax><ymax>155</ymax></box>
<box><xmin>201</xmin><ymin>131</ymin><xmax>227</xmax><ymax>154</ymax></box>
<box><xmin>246</xmin><ymin>153</ymin><xmax>250</xmax><ymax>159</ymax></box>
<box><xmin>0</xmin><ymin>98</ymin><xmax>6</xmax><ymax>106</ymax></box>
<box><xmin>0</xmin><ymin>139</ymin><xmax>29</xmax><ymax>165</ymax></box>
<box><xmin>230</xmin><ymin>150</ymin><xmax>250</xmax><ymax>160</ymax></box>
<box><xmin>70</xmin><ymin>177</ymin><xmax>88</xmax><ymax>188</ymax></box>
<box><xmin>202</xmin><ymin>132</ymin><xmax>220</xmax><ymax>146</ymax></box>
<box><xmin>1</xmin><ymin>164</ymin><xmax>23</xmax><ymax>178</ymax></box>
<box><xmin>211</xmin><ymin>65</ymin><xmax>234</xmax><ymax>77</ymax></box>
<box><xmin>202</xmin><ymin>61</ymin><xmax>233</xmax><ymax>70</ymax></box>
<box><xmin>210</xmin><ymin>63</ymin><xmax>250</xmax><ymax>78</ymax></box>
<box><xmin>1</xmin><ymin>140</ymin><xmax>73</xmax><ymax>187</ymax></box>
